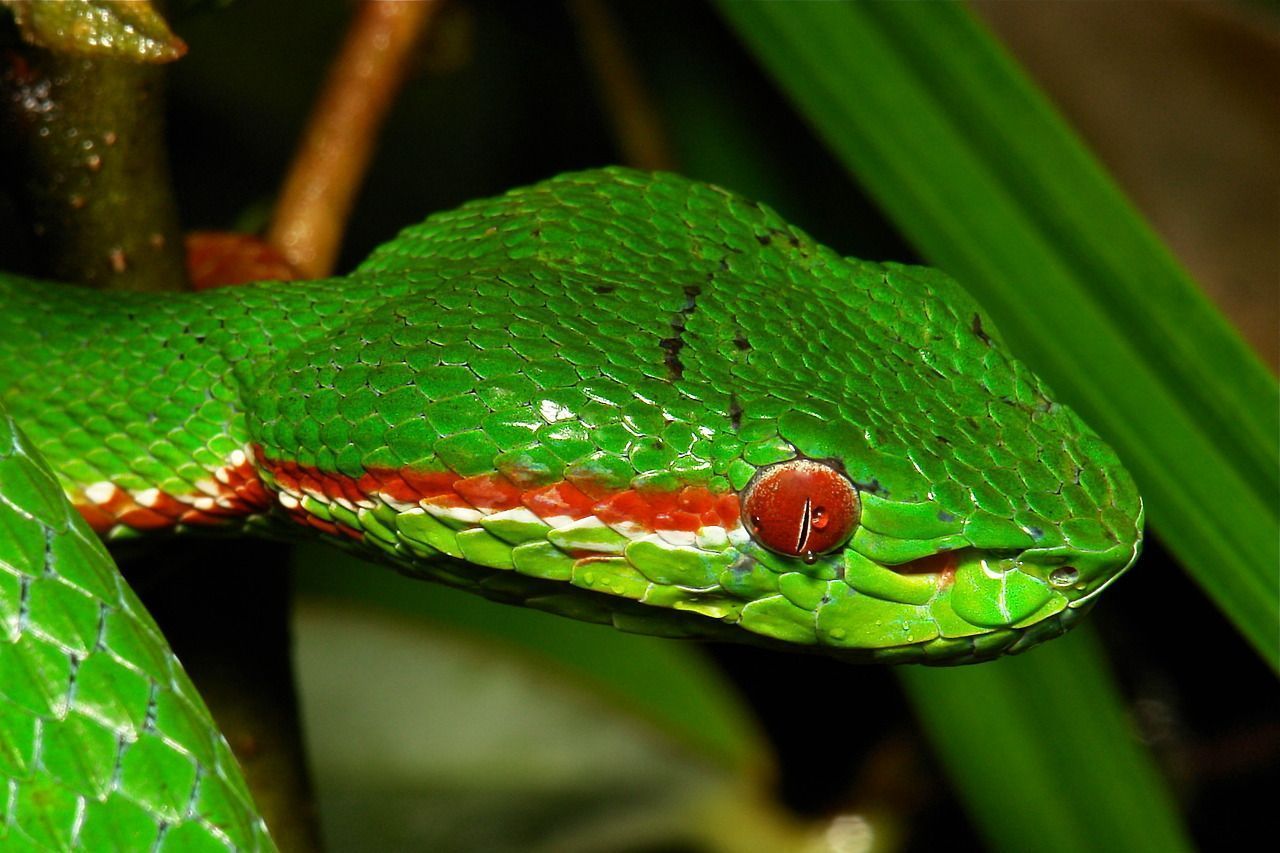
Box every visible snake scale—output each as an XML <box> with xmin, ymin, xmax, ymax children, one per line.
<box><xmin>0</xmin><ymin>168</ymin><xmax>1142</xmax><ymax>849</ymax></box>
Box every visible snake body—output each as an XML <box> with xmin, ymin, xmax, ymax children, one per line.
<box><xmin>0</xmin><ymin>169</ymin><xmax>1142</xmax><ymax>848</ymax></box>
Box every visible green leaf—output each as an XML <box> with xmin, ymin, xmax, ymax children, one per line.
<box><xmin>292</xmin><ymin>543</ymin><xmax>765</xmax><ymax>775</ymax></box>
<box><xmin>714</xmin><ymin>0</ymin><xmax>1277</xmax><ymax>669</ymax></box>
<box><xmin>1</xmin><ymin>0</ymin><xmax>187</xmax><ymax>63</ymax></box>
<box><xmin>900</xmin><ymin>628</ymin><xmax>1191</xmax><ymax>853</ymax></box>
<box><xmin>293</xmin><ymin>600</ymin><xmax>827</xmax><ymax>852</ymax></box>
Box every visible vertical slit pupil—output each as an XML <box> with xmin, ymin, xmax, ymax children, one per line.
<box><xmin>796</xmin><ymin>497</ymin><xmax>812</xmax><ymax>553</ymax></box>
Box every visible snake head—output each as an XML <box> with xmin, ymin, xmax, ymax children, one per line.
<box><xmin>718</xmin><ymin>438</ymin><xmax>1142</xmax><ymax>663</ymax></box>
<box><xmin>668</xmin><ymin>253</ymin><xmax>1146</xmax><ymax>663</ymax></box>
<box><xmin>244</xmin><ymin>168</ymin><xmax>1142</xmax><ymax>664</ymax></box>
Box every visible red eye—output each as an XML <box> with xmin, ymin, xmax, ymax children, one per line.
<box><xmin>741</xmin><ymin>459</ymin><xmax>860</xmax><ymax>561</ymax></box>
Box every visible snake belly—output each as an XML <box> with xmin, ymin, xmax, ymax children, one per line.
<box><xmin>0</xmin><ymin>168</ymin><xmax>1143</xmax><ymax>667</ymax></box>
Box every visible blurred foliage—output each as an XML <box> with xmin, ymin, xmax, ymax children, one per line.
<box><xmin>293</xmin><ymin>543</ymin><xmax>764</xmax><ymax>776</ymax></box>
<box><xmin>294</xmin><ymin>573</ymin><xmax>828</xmax><ymax>852</ymax></box>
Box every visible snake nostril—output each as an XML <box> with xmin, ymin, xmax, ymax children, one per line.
<box><xmin>1049</xmin><ymin>566</ymin><xmax>1079</xmax><ymax>587</ymax></box>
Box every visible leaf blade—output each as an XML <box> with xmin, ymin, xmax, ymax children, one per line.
<box><xmin>900</xmin><ymin>628</ymin><xmax>1193</xmax><ymax>853</ymax></box>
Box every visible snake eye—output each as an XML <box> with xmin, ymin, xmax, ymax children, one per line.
<box><xmin>741</xmin><ymin>459</ymin><xmax>860</xmax><ymax>562</ymax></box>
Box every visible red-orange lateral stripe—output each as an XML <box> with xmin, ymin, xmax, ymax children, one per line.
<box><xmin>74</xmin><ymin>455</ymin><xmax>273</xmax><ymax>535</ymax></box>
<box><xmin>254</xmin><ymin>446</ymin><xmax>741</xmax><ymax>533</ymax></box>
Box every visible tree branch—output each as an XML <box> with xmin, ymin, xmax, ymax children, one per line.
<box><xmin>268</xmin><ymin>0</ymin><xmax>441</xmax><ymax>278</ymax></box>
<box><xmin>0</xmin><ymin>50</ymin><xmax>186</xmax><ymax>291</ymax></box>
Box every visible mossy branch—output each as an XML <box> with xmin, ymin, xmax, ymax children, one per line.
<box><xmin>0</xmin><ymin>49</ymin><xmax>186</xmax><ymax>291</ymax></box>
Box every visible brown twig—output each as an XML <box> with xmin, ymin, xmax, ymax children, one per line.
<box><xmin>268</xmin><ymin>0</ymin><xmax>441</xmax><ymax>278</ymax></box>
<box><xmin>568</xmin><ymin>0</ymin><xmax>675</xmax><ymax>172</ymax></box>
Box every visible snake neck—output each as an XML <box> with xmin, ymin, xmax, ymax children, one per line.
<box><xmin>0</xmin><ymin>274</ymin><xmax>335</xmax><ymax>537</ymax></box>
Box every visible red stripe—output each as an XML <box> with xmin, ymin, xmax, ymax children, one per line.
<box><xmin>73</xmin><ymin>454</ymin><xmax>273</xmax><ymax>534</ymax></box>
<box><xmin>254</xmin><ymin>445</ymin><xmax>741</xmax><ymax>533</ymax></box>
<box><xmin>75</xmin><ymin>447</ymin><xmax>744</xmax><ymax>537</ymax></box>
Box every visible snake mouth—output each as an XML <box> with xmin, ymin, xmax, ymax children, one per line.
<box><xmin>847</xmin><ymin>490</ymin><xmax>1145</xmax><ymax>617</ymax></box>
<box><xmin>834</xmin><ymin>543</ymin><xmax>1123</xmax><ymax>637</ymax></box>
<box><xmin>877</xmin><ymin>545</ymin><xmax>1135</xmax><ymax>599</ymax></box>
<box><xmin>887</xmin><ymin>550</ymin><xmax>962</xmax><ymax>576</ymax></box>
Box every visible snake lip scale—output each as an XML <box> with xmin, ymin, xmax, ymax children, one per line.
<box><xmin>1</xmin><ymin>167</ymin><xmax>1144</xmax><ymax>667</ymax></box>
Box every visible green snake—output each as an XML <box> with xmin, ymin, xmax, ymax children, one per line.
<box><xmin>0</xmin><ymin>169</ymin><xmax>1142</xmax><ymax>849</ymax></box>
